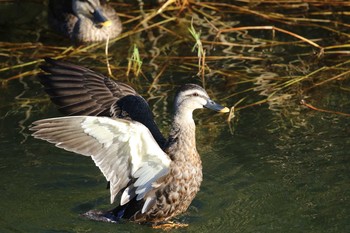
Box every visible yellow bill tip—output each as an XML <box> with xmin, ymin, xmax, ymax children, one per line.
<box><xmin>101</xmin><ymin>20</ymin><xmax>112</xmax><ymax>27</ymax></box>
<box><xmin>220</xmin><ymin>107</ymin><xmax>230</xmax><ymax>113</ymax></box>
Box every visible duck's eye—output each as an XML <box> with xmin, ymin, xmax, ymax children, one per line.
<box><xmin>193</xmin><ymin>92</ymin><xmax>199</xmax><ymax>97</ymax></box>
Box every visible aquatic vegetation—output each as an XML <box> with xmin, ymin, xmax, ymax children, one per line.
<box><xmin>0</xmin><ymin>0</ymin><xmax>349</xmax><ymax>123</ymax></box>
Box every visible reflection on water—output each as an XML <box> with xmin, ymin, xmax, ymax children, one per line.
<box><xmin>196</xmin><ymin>109</ymin><xmax>349</xmax><ymax>233</ymax></box>
<box><xmin>1</xmin><ymin>1</ymin><xmax>349</xmax><ymax>233</ymax></box>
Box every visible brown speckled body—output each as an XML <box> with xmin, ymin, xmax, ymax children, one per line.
<box><xmin>133</xmin><ymin>118</ymin><xmax>203</xmax><ymax>223</ymax></box>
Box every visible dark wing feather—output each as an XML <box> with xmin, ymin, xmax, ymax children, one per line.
<box><xmin>38</xmin><ymin>58</ymin><xmax>166</xmax><ymax>148</ymax></box>
<box><xmin>39</xmin><ymin>58</ymin><xmax>138</xmax><ymax>117</ymax></box>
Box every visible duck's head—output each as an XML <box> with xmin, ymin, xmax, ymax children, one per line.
<box><xmin>73</xmin><ymin>0</ymin><xmax>112</xmax><ymax>27</ymax></box>
<box><xmin>174</xmin><ymin>84</ymin><xmax>229</xmax><ymax>114</ymax></box>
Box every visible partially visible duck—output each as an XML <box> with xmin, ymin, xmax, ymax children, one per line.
<box><xmin>30</xmin><ymin>59</ymin><xmax>229</xmax><ymax>227</ymax></box>
<box><xmin>48</xmin><ymin>0</ymin><xmax>122</xmax><ymax>43</ymax></box>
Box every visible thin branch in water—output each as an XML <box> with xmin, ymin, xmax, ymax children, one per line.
<box><xmin>305</xmin><ymin>69</ymin><xmax>350</xmax><ymax>91</ymax></box>
<box><xmin>301</xmin><ymin>99</ymin><xmax>350</xmax><ymax>117</ymax></box>
<box><xmin>217</xmin><ymin>25</ymin><xmax>324</xmax><ymax>56</ymax></box>
<box><xmin>227</xmin><ymin>97</ymin><xmax>247</xmax><ymax>134</ymax></box>
<box><xmin>148</xmin><ymin>63</ymin><xmax>168</xmax><ymax>94</ymax></box>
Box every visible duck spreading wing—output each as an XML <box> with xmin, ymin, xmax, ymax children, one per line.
<box><xmin>39</xmin><ymin>58</ymin><xmax>166</xmax><ymax>148</ymax></box>
<box><xmin>31</xmin><ymin>116</ymin><xmax>171</xmax><ymax>213</ymax></box>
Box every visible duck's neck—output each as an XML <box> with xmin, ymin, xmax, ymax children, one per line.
<box><xmin>167</xmin><ymin>108</ymin><xmax>197</xmax><ymax>162</ymax></box>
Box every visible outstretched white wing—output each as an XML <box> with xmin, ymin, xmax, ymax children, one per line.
<box><xmin>31</xmin><ymin>116</ymin><xmax>171</xmax><ymax>211</ymax></box>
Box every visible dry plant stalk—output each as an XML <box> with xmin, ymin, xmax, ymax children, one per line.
<box><xmin>175</xmin><ymin>0</ymin><xmax>191</xmax><ymax>13</ymax></box>
<box><xmin>217</xmin><ymin>26</ymin><xmax>324</xmax><ymax>56</ymax></box>
<box><xmin>104</xmin><ymin>35</ymin><xmax>114</xmax><ymax>78</ymax></box>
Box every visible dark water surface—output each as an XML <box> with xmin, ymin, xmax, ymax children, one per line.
<box><xmin>1</xmin><ymin>1</ymin><xmax>349</xmax><ymax>233</ymax></box>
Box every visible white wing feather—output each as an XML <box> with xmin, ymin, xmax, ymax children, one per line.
<box><xmin>31</xmin><ymin>116</ymin><xmax>171</xmax><ymax>210</ymax></box>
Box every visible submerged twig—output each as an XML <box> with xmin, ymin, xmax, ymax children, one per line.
<box><xmin>217</xmin><ymin>26</ymin><xmax>324</xmax><ymax>56</ymax></box>
<box><xmin>306</xmin><ymin>69</ymin><xmax>350</xmax><ymax>91</ymax></box>
<box><xmin>301</xmin><ymin>99</ymin><xmax>350</xmax><ymax>117</ymax></box>
<box><xmin>227</xmin><ymin>97</ymin><xmax>247</xmax><ymax>134</ymax></box>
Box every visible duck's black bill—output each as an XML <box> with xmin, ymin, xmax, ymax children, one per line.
<box><xmin>204</xmin><ymin>99</ymin><xmax>230</xmax><ymax>113</ymax></box>
<box><xmin>93</xmin><ymin>9</ymin><xmax>111</xmax><ymax>27</ymax></box>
